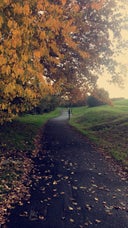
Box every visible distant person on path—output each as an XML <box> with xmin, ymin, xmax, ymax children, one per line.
<box><xmin>68</xmin><ymin>107</ymin><xmax>71</xmax><ymax>120</ymax></box>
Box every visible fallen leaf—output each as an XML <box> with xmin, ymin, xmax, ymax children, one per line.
<box><xmin>85</xmin><ymin>204</ymin><xmax>92</xmax><ymax>211</ymax></box>
<box><xmin>72</xmin><ymin>202</ymin><xmax>78</xmax><ymax>206</ymax></box>
<box><xmin>73</xmin><ymin>186</ymin><xmax>78</xmax><ymax>190</ymax></box>
<box><xmin>95</xmin><ymin>219</ymin><xmax>101</xmax><ymax>223</ymax></box>
<box><xmin>64</xmin><ymin>176</ymin><xmax>69</xmax><ymax>180</ymax></box>
<box><xmin>60</xmin><ymin>192</ymin><xmax>65</xmax><ymax>195</ymax></box>
<box><xmin>39</xmin><ymin>215</ymin><xmax>45</xmax><ymax>220</ymax></box>
<box><xmin>94</xmin><ymin>197</ymin><xmax>99</xmax><ymax>202</ymax></box>
<box><xmin>70</xmin><ymin>218</ymin><xmax>74</xmax><ymax>223</ymax></box>
<box><xmin>68</xmin><ymin>206</ymin><xmax>74</xmax><ymax>211</ymax></box>
<box><xmin>53</xmin><ymin>181</ymin><xmax>57</xmax><ymax>185</ymax></box>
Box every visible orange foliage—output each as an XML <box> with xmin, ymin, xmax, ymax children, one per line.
<box><xmin>0</xmin><ymin>0</ymin><xmax>104</xmax><ymax>123</ymax></box>
<box><xmin>23</xmin><ymin>4</ymin><xmax>30</xmax><ymax>15</ymax></box>
<box><xmin>62</xmin><ymin>0</ymin><xmax>67</xmax><ymax>6</ymax></box>
<box><xmin>90</xmin><ymin>0</ymin><xmax>106</xmax><ymax>10</ymax></box>
<box><xmin>0</xmin><ymin>16</ymin><xmax>3</xmax><ymax>28</ymax></box>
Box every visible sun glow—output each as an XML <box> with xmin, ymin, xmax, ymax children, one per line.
<box><xmin>98</xmin><ymin>76</ymin><xmax>128</xmax><ymax>99</ymax></box>
<box><xmin>98</xmin><ymin>1</ymin><xmax>128</xmax><ymax>98</ymax></box>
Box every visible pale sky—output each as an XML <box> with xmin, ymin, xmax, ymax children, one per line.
<box><xmin>98</xmin><ymin>76</ymin><xmax>128</xmax><ymax>99</ymax></box>
<box><xmin>98</xmin><ymin>1</ymin><xmax>128</xmax><ymax>99</ymax></box>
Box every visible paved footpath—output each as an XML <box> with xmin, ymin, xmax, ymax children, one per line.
<box><xmin>7</xmin><ymin>111</ymin><xmax>128</xmax><ymax>228</ymax></box>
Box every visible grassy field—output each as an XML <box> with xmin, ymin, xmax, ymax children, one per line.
<box><xmin>0</xmin><ymin>108</ymin><xmax>60</xmax><ymax>223</ymax></box>
<box><xmin>0</xmin><ymin>108</ymin><xmax>60</xmax><ymax>153</ymax></box>
<box><xmin>70</xmin><ymin>99</ymin><xmax>128</xmax><ymax>170</ymax></box>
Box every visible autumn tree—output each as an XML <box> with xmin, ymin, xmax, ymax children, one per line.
<box><xmin>0</xmin><ymin>0</ymin><xmax>81</xmax><ymax>123</ymax></box>
<box><xmin>87</xmin><ymin>87</ymin><xmax>112</xmax><ymax>107</ymax></box>
<box><xmin>0</xmin><ymin>0</ymin><xmax>126</xmax><ymax>123</ymax></box>
<box><xmin>47</xmin><ymin>0</ymin><xmax>127</xmax><ymax>102</ymax></box>
<box><xmin>0</xmin><ymin>0</ymin><xmax>46</xmax><ymax>123</ymax></box>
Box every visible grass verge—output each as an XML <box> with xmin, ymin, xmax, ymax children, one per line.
<box><xmin>69</xmin><ymin>99</ymin><xmax>128</xmax><ymax>170</ymax></box>
<box><xmin>0</xmin><ymin>108</ymin><xmax>61</xmax><ymax>153</ymax></box>
<box><xmin>0</xmin><ymin>108</ymin><xmax>60</xmax><ymax>224</ymax></box>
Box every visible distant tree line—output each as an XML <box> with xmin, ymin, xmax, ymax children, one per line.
<box><xmin>86</xmin><ymin>88</ymin><xmax>112</xmax><ymax>107</ymax></box>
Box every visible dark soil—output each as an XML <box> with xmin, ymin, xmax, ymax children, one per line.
<box><xmin>6</xmin><ymin>111</ymin><xmax>128</xmax><ymax>228</ymax></box>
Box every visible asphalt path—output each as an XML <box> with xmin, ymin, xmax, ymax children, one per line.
<box><xmin>7</xmin><ymin>111</ymin><xmax>128</xmax><ymax>228</ymax></box>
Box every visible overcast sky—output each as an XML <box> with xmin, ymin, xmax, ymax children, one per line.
<box><xmin>98</xmin><ymin>2</ymin><xmax>128</xmax><ymax>99</ymax></box>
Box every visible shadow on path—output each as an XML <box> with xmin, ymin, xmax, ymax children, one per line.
<box><xmin>7</xmin><ymin>111</ymin><xmax>128</xmax><ymax>228</ymax></box>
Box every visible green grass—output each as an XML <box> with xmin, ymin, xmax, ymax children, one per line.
<box><xmin>70</xmin><ymin>99</ymin><xmax>128</xmax><ymax>169</ymax></box>
<box><xmin>0</xmin><ymin>108</ymin><xmax>61</xmax><ymax>153</ymax></box>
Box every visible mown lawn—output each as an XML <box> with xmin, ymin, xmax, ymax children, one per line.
<box><xmin>70</xmin><ymin>99</ymin><xmax>128</xmax><ymax>170</ymax></box>
<box><xmin>0</xmin><ymin>108</ymin><xmax>61</xmax><ymax>153</ymax></box>
<box><xmin>0</xmin><ymin>108</ymin><xmax>60</xmax><ymax>224</ymax></box>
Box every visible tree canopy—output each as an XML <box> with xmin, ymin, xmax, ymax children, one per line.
<box><xmin>0</xmin><ymin>0</ymin><xmax>126</xmax><ymax>123</ymax></box>
<box><xmin>87</xmin><ymin>87</ymin><xmax>111</xmax><ymax>107</ymax></box>
<box><xmin>0</xmin><ymin>0</ymin><xmax>79</xmax><ymax>123</ymax></box>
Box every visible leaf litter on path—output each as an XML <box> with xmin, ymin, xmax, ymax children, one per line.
<box><xmin>5</xmin><ymin>118</ymin><xmax>128</xmax><ymax>228</ymax></box>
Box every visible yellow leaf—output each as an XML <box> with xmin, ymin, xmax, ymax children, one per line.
<box><xmin>91</xmin><ymin>0</ymin><xmax>105</xmax><ymax>10</ymax></box>
<box><xmin>7</xmin><ymin>19</ymin><xmax>13</xmax><ymax>28</ymax></box>
<box><xmin>0</xmin><ymin>16</ymin><xmax>3</xmax><ymax>28</ymax></box>
<box><xmin>62</xmin><ymin>0</ymin><xmax>67</xmax><ymax>6</ymax></box>
<box><xmin>39</xmin><ymin>31</ymin><xmax>46</xmax><ymax>40</ymax></box>
<box><xmin>34</xmin><ymin>50</ymin><xmax>41</xmax><ymax>58</ymax></box>
<box><xmin>4</xmin><ymin>0</ymin><xmax>10</xmax><ymax>4</ymax></box>
<box><xmin>23</xmin><ymin>4</ymin><xmax>30</xmax><ymax>15</ymax></box>
<box><xmin>13</xmin><ymin>3</ymin><xmax>23</xmax><ymax>14</ymax></box>
<box><xmin>0</xmin><ymin>55</ymin><xmax>7</xmax><ymax>66</ymax></box>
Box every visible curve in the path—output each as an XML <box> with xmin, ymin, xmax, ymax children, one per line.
<box><xmin>7</xmin><ymin>111</ymin><xmax>128</xmax><ymax>228</ymax></box>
